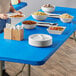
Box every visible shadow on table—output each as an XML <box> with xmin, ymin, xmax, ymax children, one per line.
<box><xmin>72</xmin><ymin>21</ymin><xmax>76</xmax><ymax>24</ymax></box>
<box><xmin>52</xmin><ymin>11</ymin><xmax>67</xmax><ymax>14</ymax></box>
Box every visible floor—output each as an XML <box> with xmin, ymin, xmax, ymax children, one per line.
<box><xmin>5</xmin><ymin>35</ymin><xmax>76</xmax><ymax>76</ymax></box>
<box><xmin>4</xmin><ymin>0</ymin><xmax>76</xmax><ymax>76</ymax></box>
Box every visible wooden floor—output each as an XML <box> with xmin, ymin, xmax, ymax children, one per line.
<box><xmin>5</xmin><ymin>35</ymin><xmax>76</xmax><ymax>76</ymax></box>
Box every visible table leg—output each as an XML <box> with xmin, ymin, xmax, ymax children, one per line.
<box><xmin>27</xmin><ymin>64</ymin><xmax>31</xmax><ymax>76</ymax></box>
<box><xmin>15</xmin><ymin>64</ymin><xmax>26</xmax><ymax>76</ymax></box>
<box><xmin>73</xmin><ymin>32</ymin><xmax>76</xmax><ymax>41</ymax></box>
<box><xmin>70</xmin><ymin>32</ymin><xmax>76</xmax><ymax>41</ymax></box>
<box><xmin>0</xmin><ymin>61</ymin><xmax>3</xmax><ymax>76</ymax></box>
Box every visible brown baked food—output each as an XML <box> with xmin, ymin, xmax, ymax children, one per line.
<box><xmin>10</xmin><ymin>14</ymin><xmax>24</xmax><ymax>18</ymax></box>
<box><xmin>22</xmin><ymin>20</ymin><xmax>37</xmax><ymax>25</ymax></box>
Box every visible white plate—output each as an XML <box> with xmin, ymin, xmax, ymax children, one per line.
<box><xmin>7</xmin><ymin>13</ymin><xmax>25</xmax><ymax>18</ymax></box>
<box><xmin>29</xmin><ymin>34</ymin><xmax>52</xmax><ymax>47</ymax></box>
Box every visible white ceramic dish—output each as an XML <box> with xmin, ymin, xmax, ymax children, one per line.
<box><xmin>41</xmin><ymin>6</ymin><xmax>55</xmax><ymax>13</ymax></box>
<box><xmin>60</xmin><ymin>17</ymin><xmax>74</xmax><ymax>23</ymax></box>
<box><xmin>29</xmin><ymin>34</ymin><xmax>52</xmax><ymax>47</ymax></box>
<box><xmin>22</xmin><ymin>24</ymin><xmax>37</xmax><ymax>29</ymax></box>
<box><xmin>7</xmin><ymin>13</ymin><xmax>25</xmax><ymax>18</ymax></box>
<box><xmin>47</xmin><ymin>26</ymin><xmax>66</xmax><ymax>35</ymax></box>
<box><xmin>32</xmin><ymin>14</ymin><xmax>48</xmax><ymax>20</ymax></box>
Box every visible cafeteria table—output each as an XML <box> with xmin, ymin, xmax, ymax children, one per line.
<box><xmin>0</xmin><ymin>6</ymin><xmax>76</xmax><ymax>76</ymax></box>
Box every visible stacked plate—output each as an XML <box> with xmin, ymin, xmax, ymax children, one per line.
<box><xmin>29</xmin><ymin>34</ymin><xmax>52</xmax><ymax>47</ymax></box>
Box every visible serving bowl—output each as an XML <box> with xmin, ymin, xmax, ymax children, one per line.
<box><xmin>60</xmin><ymin>17</ymin><xmax>73</xmax><ymax>23</ymax></box>
<box><xmin>22</xmin><ymin>21</ymin><xmax>37</xmax><ymax>29</ymax></box>
<box><xmin>32</xmin><ymin>14</ymin><xmax>48</xmax><ymax>20</ymax></box>
<box><xmin>41</xmin><ymin>6</ymin><xmax>55</xmax><ymax>13</ymax></box>
<box><xmin>32</xmin><ymin>12</ymin><xmax>48</xmax><ymax>20</ymax></box>
<box><xmin>23</xmin><ymin>24</ymin><xmax>37</xmax><ymax>29</ymax></box>
<box><xmin>59</xmin><ymin>13</ymin><xmax>74</xmax><ymax>23</ymax></box>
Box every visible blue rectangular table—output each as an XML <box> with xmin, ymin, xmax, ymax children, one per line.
<box><xmin>0</xmin><ymin>6</ymin><xmax>76</xmax><ymax>76</ymax></box>
<box><xmin>13</xmin><ymin>2</ymin><xmax>27</xmax><ymax>10</ymax></box>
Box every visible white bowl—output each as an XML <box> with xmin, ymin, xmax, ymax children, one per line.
<box><xmin>22</xmin><ymin>24</ymin><xmax>37</xmax><ymax>29</ymax></box>
<box><xmin>32</xmin><ymin>14</ymin><xmax>48</xmax><ymax>20</ymax></box>
<box><xmin>41</xmin><ymin>6</ymin><xmax>55</xmax><ymax>13</ymax></box>
<box><xmin>29</xmin><ymin>34</ymin><xmax>52</xmax><ymax>47</ymax></box>
<box><xmin>60</xmin><ymin>17</ymin><xmax>73</xmax><ymax>23</ymax></box>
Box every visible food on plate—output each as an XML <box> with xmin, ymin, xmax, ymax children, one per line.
<box><xmin>22</xmin><ymin>20</ymin><xmax>37</xmax><ymax>25</ymax></box>
<box><xmin>10</xmin><ymin>14</ymin><xmax>24</xmax><ymax>18</ymax></box>
<box><xmin>33</xmin><ymin>12</ymin><xmax>47</xmax><ymax>15</ymax></box>
<box><xmin>60</xmin><ymin>13</ymin><xmax>73</xmax><ymax>18</ymax></box>
<box><xmin>43</xmin><ymin>4</ymin><xmax>54</xmax><ymax>8</ymax></box>
<box><xmin>49</xmin><ymin>26</ymin><xmax>64</xmax><ymax>31</ymax></box>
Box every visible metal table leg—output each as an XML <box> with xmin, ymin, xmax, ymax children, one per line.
<box><xmin>27</xmin><ymin>64</ymin><xmax>31</xmax><ymax>76</ymax></box>
<box><xmin>73</xmin><ymin>32</ymin><xmax>76</xmax><ymax>41</ymax></box>
<box><xmin>70</xmin><ymin>32</ymin><xmax>76</xmax><ymax>41</ymax></box>
<box><xmin>15</xmin><ymin>64</ymin><xmax>26</xmax><ymax>76</ymax></box>
<box><xmin>0</xmin><ymin>61</ymin><xmax>3</xmax><ymax>76</ymax></box>
<box><xmin>15</xmin><ymin>64</ymin><xmax>31</xmax><ymax>76</ymax></box>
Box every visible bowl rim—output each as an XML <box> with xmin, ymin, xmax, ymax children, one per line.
<box><xmin>41</xmin><ymin>5</ymin><xmax>55</xmax><ymax>8</ymax></box>
<box><xmin>22</xmin><ymin>20</ymin><xmax>37</xmax><ymax>25</ymax></box>
<box><xmin>22</xmin><ymin>23</ymin><xmax>37</xmax><ymax>25</ymax></box>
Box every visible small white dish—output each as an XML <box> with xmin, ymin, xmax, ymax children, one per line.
<box><xmin>47</xmin><ymin>26</ymin><xmax>66</xmax><ymax>35</ymax></box>
<box><xmin>22</xmin><ymin>24</ymin><xmax>37</xmax><ymax>29</ymax></box>
<box><xmin>29</xmin><ymin>34</ymin><xmax>52</xmax><ymax>47</ymax></box>
<box><xmin>7</xmin><ymin>13</ymin><xmax>25</xmax><ymax>18</ymax></box>
<box><xmin>60</xmin><ymin>17</ymin><xmax>74</xmax><ymax>23</ymax></box>
<box><xmin>41</xmin><ymin>5</ymin><xmax>55</xmax><ymax>13</ymax></box>
<box><xmin>32</xmin><ymin>14</ymin><xmax>48</xmax><ymax>20</ymax></box>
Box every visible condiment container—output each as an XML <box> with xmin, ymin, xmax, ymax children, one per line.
<box><xmin>4</xmin><ymin>24</ymin><xmax>24</xmax><ymax>41</ymax></box>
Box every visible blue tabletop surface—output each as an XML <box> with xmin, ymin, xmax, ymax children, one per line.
<box><xmin>0</xmin><ymin>6</ymin><xmax>76</xmax><ymax>65</ymax></box>
<box><xmin>13</xmin><ymin>2</ymin><xmax>27</xmax><ymax>10</ymax></box>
